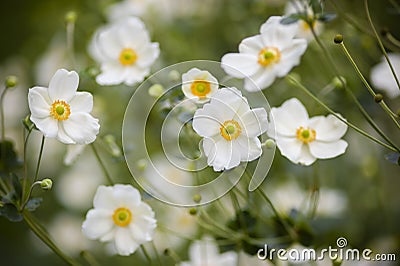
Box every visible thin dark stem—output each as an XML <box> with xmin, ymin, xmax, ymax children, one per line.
<box><xmin>0</xmin><ymin>87</ymin><xmax>7</xmax><ymax>140</ymax></box>
<box><xmin>140</xmin><ymin>245</ymin><xmax>153</xmax><ymax>265</ymax></box>
<box><xmin>91</xmin><ymin>143</ymin><xmax>113</xmax><ymax>185</ymax></box>
<box><xmin>33</xmin><ymin>136</ymin><xmax>46</xmax><ymax>183</ymax></box>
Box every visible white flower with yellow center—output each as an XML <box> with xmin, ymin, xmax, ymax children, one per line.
<box><xmin>370</xmin><ymin>53</ymin><xmax>400</xmax><ymax>99</ymax></box>
<box><xmin>182</xmin><ymin>68</ymin><xmax>219</xmax><ymax>103</ymax></box>
<box><xmin>28</xmin><ymin>69</ymin><xmax>100</xmax><ymax>144</ymax></box>
<box><xmin>270</xmin><ymin>98</ymin><xmax>348</xmax><ymax>166</ymax></box>
<box><xmin>192</xmin><ymin>87</ymin><xmax>268</xmax><ymax>171</ymax></box>
<box><xmin>221</xmin><ymin>16</ymin><xmax>307</xmax><ymax>91</ymax></box>
<box><xmin>89</xmin><ymin>17</ymin><xmax>159</xmax><ymax>86</ymax></box>
<box><xmin>82</xmin><ymin>184</ymin><xmax>156</xmax><ymax>256</ymax></box>
<box><xmin>284</xmin><ymin>0</ymin><xmax>324</xmax><ymax>41</ymax></box>
<box><xmin>178</xmin><ymin>237</ymin><xmax>237</xmax><ymax>266</ymax></box>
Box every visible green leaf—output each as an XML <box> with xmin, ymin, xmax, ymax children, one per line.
<box><xmin>280</xmin><ymin>15</ymin><xmax>301</xmax><ymax>25</ymax></box>
<box><xmin>0</xmin><ymin>203</ymin><xmax>23</xmax><ymax>222</ymax></box>
<box><xmin>309</xmin><ymin>0</ymin><xmax>322</xmax><ymax>14</ymax></box>
<box><xmin>11</xmin><ymin>173</ymin><xmax>22</xmax><ymax>200</ymax></box>
<box><xmin>0</xmin><ymin>140</ymin><xmax>22</xmax><ymax>176</ymax></box>
<box><xmin>25</xmin><ymin>197</ymin><xmax>42</xmax><ymax>212</ymax></box>
<box><xmin>317</xmin><ymin>13</ymin><xmax>337</xmax><ymax>22</ymax></box>
<box><xmin>384</xmin><ymin>152</ymin><xmax>400</xmax><ymax>165</ymax></box>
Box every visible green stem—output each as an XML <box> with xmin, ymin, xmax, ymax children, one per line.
<box><xmin>80</xmin><ymin>251</ymin><xmax>101</xmax><ymax>266</ymax></box>
<box><xmin>339</xmin><ymin>42</ymin><xmax>400</xmax><ymax>129</ymax></box>
<box><xmin>308</xmin><ymin>166</ymin><xmax>320</xmax><ymax>219</ymax></box>
<box><xmin>91</xmin><ymin>143</ymin><xmax>113</xmax><ymax>185</ymax></box>
<box><xmin>287</xmin><ymin>75</ymin><xmax>399</xmax><ymax>152</ymax></box>
<box><xmin>23</xmin><ymin>211</ymin><xmax>81</xmax><ymax>266</ymax></box>
<box><xmin>0</xmin><ymin>87</ymin><xmax>7</xmax><ymax>140</ymax></box>
<box><xmin>365</xmin><ymin>0</ymin><xmax>400</xmax><ymax>91</ymax></box>
<box><xmin>19</xmin><ymin>181</ymin><xmax>41</xmax><ymax>211</ymax></box>
<box><xmin>22</xmin><ymin>130</ymin><xmax>32</xmax><ymax>209</ymax></box>
<box><xmin>66</xmin><ymin>18</ymin><xmax>76</xmax><ymax>69</ymax></box>
<box><xmin>140</xmin><ymin>245</ymin><xmax>153</xmax><ymax>266</ymax></box>
<box><xmin>386</xmin><ymin>32</ymin><xmax>400</xmax><ymax>48</ymax></box>
<box><xmin>150</xmin><ymin>241</ymin><xmax>162</xmax><ymax>266</ymax></box>
<box><xmin>33</xmin><ymin>136</ymin><xmax>45</xmax><ymax>183</ymax></box>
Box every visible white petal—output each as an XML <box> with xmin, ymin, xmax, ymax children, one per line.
<box><xmin>221</xmin><ymin>53</ymin><xmax>260</xmax><ymax>78</ymax></box>
<box><xmin>218</xmin><ymin>252</ymin><xmax>238</xmax><ymax>265</ymax></box>
<box><xmin>235</xmin><ymin>136</ymin><xmax>262</xmax><ymax>162</ymax></box>
<box><xmin>269</xmin><ymin>98</ymin><xmax>309</xmax><ymax>137</ymax></box>
<box><xmin>244</xmin><ymin>68</ymin><xmax>277</xmax><ymax>91</ymax></box>
<box><xmin>239</xmin><ymin>35</ymin><xmax>264</xmax><ymax>54</ymax></box>
<box><xmin>30</xmin><ymin>116</ymin><xmax>58</xmax><ymax>138</ymax></box>
<box><xmin>117</xmin><ymin>17</ymin><xmax>149</xmax><ymax>49</ymax></box>
<box><xmin>69</xmin><ymin>92</ymin><xmax>94</xmax><ymax>114</ymax></box>
<box><xmin>212</xmin><ymin>87</ymin><xmax>250</xmax><ymax>117</ymax></box>
<box><xmin>308</xmin><ymin>140</ymin><xmax>348</xmax><ymax>159</ymax></box>
<box><xmin>260</xmin><ymin>16</ymin><xmax>298</xmax><ymax>49</ymax></box>
<box><xmin>114</xmin><ymin>228</ymin><xmax>139</xmax><ymax>256</ymax></box>
<box><xmin>112</xmin><ymin>184</ymin><xmax>141</xmax><ymax>207</ymax></box>
<box><xmin>308</xmin><ymin>114</ymin><xmax>348</xmax><ymax>142</ymax></box>
<box><xmin>129</xmin><ymin>223</ymin><xmax>149</xmax><ymax>243</ymax></box>
<box><xmin>193</xmin><ymin>107</ymin><xmax>222</xmax><ymax>137</ymax></box>
<box><xmin>370</xmin><ymin>53</ymin><xmax>400</xmax><ymax>98</ymax></box>
<box><xmin>136</xmin><ymin>43</ymin><xmax>160</xmax><ymax>68</ymax></box>
<box><xmin>239</xmin><ymin>108</ymin><xmax>268</xmax><ymax>137</ymax></box>
<box><xmin>57</xmin><ymin>122</ymin><xmax>75</xmax><ymax>144</ymax></box>
<box><xmin>62</xmin><ymin>113</ymin><xmax>100</xmax><ymax>144</ymax></box>
<box><xmin>276</xmin><ymin>39</ymin><xmax>308</xmax><ymax>77</ymax></box>
<box><xmin>297</xmin><ymin>144</ymin><xmax>317</xmax><ymax>166</ymax></box>
<box><xmin>82</xmin><ymin>209</ymin><xmax>114</xmax><ymax>240</ymax></box>
<box><xmin>48</xmin><ymin>69</ymin><xmax>79</xmax><ymax>102</ymax></box>
<box><xmin>63</xmin><ymin>144</ymin><xmax>86</xmax><ymax>165</ymax></box>
<box><xmin>189</xmin><ymin>240</ymin><xmax>219</xmax><ymax>262</ymax></box>
<box><xmin>122</xmin><ymin>66</ymin><xmax>150</xmax><ymax>85</ymax></box>
<box><xmin>203</xmin><ymin>136</ymin><xmax>232</xmax><ymax>171</ymax></box>
<box><xmin>97</xmin><ymin>29</ymin><xmax>123</xmax><ymax>60</ymax></box>
<box><xmin>96</xmin><ymin>63</ymin><xmax>126</xmax><ymax>85</ymax></box>
<box><xmin>275</xmin><ymin>137</ymin><xmax>303</xmax><ymax>164</ymax></box>
<box><xmin>93</xmin><ymin>185</ymin><xmax>118</xmax><ymax>210</ymax></box>
<box><xmin>28</xmin><ymin>87</ymin><xmax>51</xmax><ymax>118</ymax></box>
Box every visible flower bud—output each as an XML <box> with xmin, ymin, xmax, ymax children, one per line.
<box><xmin>148</xmin><ymin>84</ymin><xmax>164</xmax><ymax>98</ymax></box>
<box><xmin>374</xmin><ymin>94</ymin><xmax>383</xmax><ymax>103</ymax></box>
<box><xmin>5</xmin><ymin>75</ymin><xmax>18</xmax><ymax>88</ymax></box>
<box><xmin>334</xmin><ymin>34</ymin><xmax>343</xmax><ymax>44</ymax></box>
<box><xmin>104</xmin><ymin>134</ymin><xmax>122</xmax><ymax>158</ymax></box>
<box><xmin>40</xmin><ymin>178</ymin><xmax>53</xmax><ymax>191</ymax></box>
<box><xmin>332</xmin><ymin>76</ymin><xmax>346</xmax><ymax>89</ymax></box>
<box><xmin>22</xmin><ymin>115</ymin><xmax>35</xmax><ymax>131</ymax></box>
<box><xmin>189</xmin><ymin>208</ymin><xmax>197</xmax><ymax>215</ymax></box>
<box><xmin>193</xmin><ymin>194</ymin><xmax>201</xmax><ymax>203</ymax></box>
<box><xmin>168</xmin><ymin>70</ymin><xmax>180</xmax><ymax>82</ymax></box>
<box><xmin>136</xmin><ymin>159</ymin><xmax>147</xmax><ymax>171</ymax></box>
<box><xmin>65</xmin><ymin>11</ymin><xmax>77</xmax><ymax>24</ymax></box>
<box><xmin>264</xmin><ymin>139</ymin><xmax>276</xmax><ymax>149</ymax></box>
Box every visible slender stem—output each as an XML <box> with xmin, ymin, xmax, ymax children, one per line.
<box><xmin>308</xmin><ymin>166</ymin><xmax>320</xmax><ymax>218</ymax></box>
<box><xmin>339</xmin><ymin>42</ymin><xmax>400</xmax><ymax>129</ymax></box>
<box><xmin>140</xmin><ymin>245</ymin><xmax>153</xmax><ymax>265</ymax></box>
<box><xmin>0</xmin><ymin>87</ymin><xmax>7</xmax><ymax>140</ymax></box>
<box><xmin>33</xmin><ymin>136</ymin><xmax>46</xmax><ymax>183</ymax></box>
<box><xmin>287</xmin><ymin>75</ymin><xmax>399</xmax><ymax>152</ymax></box>
<box><xmin>19</xmin><ymin>181</ymin><xmax>41</xmax><ymax>211</ymax></box>
<box><xmin>0</xmin><ymin>178</ymin><xmax>9</xmax><ymax>193</ymax></box>
<box><xmin>365</xmin><ymin>0</ymin><xmax>400</xmax><ymax>91</ymax></box>
<box><xmin>386</xmin><ymin>32</ymin><xmax>400</xmax><ymax>48</ymax></box>
<box><xmin>90</xmin><ymin>143</ymin><xmax>113</xmax><ymax>185</ymax></box>
<box><xmin>22</xmin><ymin>130</ymin><xmax>32</xmax><ymax>206</ymax></box>
<box><xmin>66</xmin><ymin>19</ymin><xmax>76</xmax><ymax>69</ymax></box>
<box><xmin>309</xmin><ymin>27</ymin><xmax>400</xmax><ymax>151</ymax></box>
<box><xmin>23</xmin><ymin>211</ymin><xmax>81</xmax><ymax>265</ymax></box>
<box><xmin>150</xmin><ymin>241</ymin><xmax>162</xmax><ymax>266</ymax></box>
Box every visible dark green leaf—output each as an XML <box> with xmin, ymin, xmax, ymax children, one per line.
<box><xmin>309</xmin><ymin>0</ymin><xmax>322</xmax><ymax>14</ymax></box>
<box><xmin>25</xmin><ymin>197</ymin><xmax>42</xmax><ymax>212</ymax></box>
<box><xmin>317</xmin><ymin>13</ymin><xmax>337</xmax><ymax>22</ymax></box>
<box><xmin>384</xmin><ymin>152</ymin><xmax>400</xmax><ymax>165</ymax></box>
<box><xmin>11</xmin><ymin>173</ymin><xmax>22</xmax><ymax>200</ymax></box>
<box><xmin>280</xmin><ymin>15</ymin><xmax>301</xmax><ymax>25</ymax></box>
<box><xmin>0</xmin><ymin>140</ymin><xmax>22</xmax><ymax>176</ymax></box>
<box><xmin>0</xmin><ymin>203</ymin><xmax>23</xmax><ymax>222</ymax></box>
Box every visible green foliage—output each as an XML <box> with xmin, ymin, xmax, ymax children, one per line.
<box><xmin>0</xmin><ymin>141</ymin><xmax>22</xmax><ymax>175</ymax></box>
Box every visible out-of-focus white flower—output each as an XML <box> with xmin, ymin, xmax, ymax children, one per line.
<box><xmin>370</xmin><ymin>53</ymin><xmax>400</xmax><ymax>98</ymax></box>
<box><xmin>64</xmin><ymin>144</ymin><xmax>86</xmax><ymax>165</ymax></box>
<box><xmin>82</xmin><ymin>184</ymin><xmax>156</xmax><ymax>256</ymax></box>
<box><xmin>269</xmin><ymin>98</ymin><xmax>348</xmax><ymax>166</ymax></box>
<box><xmin>107</xmin><ymin>0</ymin><xmax>157</xmax><ymax>21</ymax></box>
<box><xmin>192</xmin><ymin>87</ymin><xmax>268</xmax><ymax>171</ymax></box>
<box><xmin>221</xmin><ymin>16</ymin><xmax>307</xmax><ymax>91</ymax></box>
<box><xmin>28</xmin><ymin>69</ymin><xmax>100</xmax><ymax>144</ymax></box>
<box><xmin>238</xmin><ymin>251</ymin><xmax>275</xmax><ymax>266</ymax></box>
<box><xmin>284</xmin><ymin>0</ymin><xmax>324</xmax><ymax>41</ymax></box>
<box><xmin>182</xmin><ymin>68</ymin><xmax>219</xmax><ymax>103</ymax></box>
<box><xmin>178</xmin><ymin>237</ymin><xmax>237</xmax><ymax>266</ymax></box>
<box><xmin>89</xmin><ymin>17</ymin><xmax>159</xmax><ymax>86</ymax></box>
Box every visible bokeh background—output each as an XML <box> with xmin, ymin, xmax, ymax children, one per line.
<box><xmin>0</xmin><ymin>0</ymin><xmax>399</xmax><ymax>265</ymax></box>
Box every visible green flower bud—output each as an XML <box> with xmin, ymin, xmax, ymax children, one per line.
<box><xmin>332</xmin><ymin>257</ymin><xmax>343</xmax><ymax>266</ymax></box>
<box><xmin>374</xmin><ymin>94</ymin><xmax>383</xmax><ymax>103</ymax></box>
<box><xmin>148</xmin><ymin>84</ymin><xmax>164</xmax><ymax>98</ymax></box>
<box><xmin>334</xmin><ymin>34</ymin><xmax>343</xmax><ymax>44</ymax></box>
<box><xmin>5</xmin><ymin>75</ymin><xmax>18</xmax><ymax>88</ymax></box>
<box><xmin>22</xmin><ymin>115</ymin><xmax>35</xmax><ymax>131</ymax></box>
<box><xmin>189</xmin><ymin>208</ymin><xmax>197</xmax><ymax>215</ymax></box>
<box><xmin>332</xmin><ymin>76</ymin><xmax>346</xmax><ymax>89</ymax></box>
<box><xmin>168</xmin><ymin>70</ymin><xmax>180</xmax><ymax>81</ymax></box>
<box><xmin>193</xmin><ymin>194</ymin><xmax>201</xmax><ymax>203</ymax></box>
<box><xmin>104</xmin><ymin>134</ymin><xmax>122</xmax><ymax>158</ymax></box>
<box><xmin>40</xmin><ymin>178</ymin><xmax>53</xmax><ymax>191</ymax></box>
<box><xmin>65</xmin><ymin>11</ymin><xmax>77</xmax><ymax>24</ymax></box>
<box><xmin>264</xmin><ymin>139</ymin><xmax>276</xmax><ymax>149</ymax></box>
<box><xmin>136</xmin><ymin>159</ymin><xmax>147</xmax><ymax>171</ymax></box>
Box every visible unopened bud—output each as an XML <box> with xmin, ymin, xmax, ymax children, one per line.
<box><xmin>65</xmin><ymin>11</ymin><xmax>77</xmax><ymax>24</ymax></box>
<box><xmin>136</xmin><ymin>159</ymin><xmax>147</xmax><ymax>171</ymax></box>
<box><xmin>374</xmin><ymin>94</ymin><xmax>383</xmax><ymax>103</ymax></box>
<box><xmin>168</xmin><ymin>70</ymin><xmax>180</xmax><ymax>81</ymax></box>
<box><xmin>40</xmin><ymin>178</ymin><xmax>53</xmax><ymax>190</ymax></box>
<box><xmin>104</xmin><ymin>134</ymin><xmax>122</xmax><ymax>158</ymax></box>
<box><xmin>189</xmin><ymin>208</ymin><xmax>197</xmax><ymax>215</ymax></box>
<box><xmin>5</xmin><ymin>75</ymin><xmax>18</xmax><ymax>88</ymax></box>
<box><xmin>23</xmin><ymin>115</ymin><xmax>35</xmax><ymax>131</ymax></box>
<box><xmin>334</xmin><ymin>34</ymin><xmax>343</xmax><ymax>44</ymax></box>
<box><xmin>148</xmin><ymin>84</ymin><xmax>164</xmax><ymax>98</ymax></box>
<box><xmin>332</xmin><ymin>76</ymin><xmax>346</xmax><ymax>89</ymax></box>
<box><xmin>264</xmin><ymin>139</ymin><xmax>276</xmax><ymax>149</ymax></box>
<box><xmin>193</xmin><ymin>194</ymin><xmax>201</xmax><ymax>203</ymax></box>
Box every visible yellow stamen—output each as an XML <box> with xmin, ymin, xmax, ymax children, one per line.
<box><xmin>190</xmin><ymin>80</ymin><xmax>211</xmax><ymax>98</ymax></box>
<box><xmin>220</xmin><ymin>120</ymin><xmax>242</xmax><ymax>141</ymax></box>
<box><xmin>50</xmin><ymin>100</ymin><xmax>70</xmax><ymax>121</ymax></box>
<box><xmin>112</xmin><ymin>207</ymin><xmax>132</xmax><ymax>227</ymax></box>
<box><xmin>258</xmin><ymin>46</ymin><xmax>281</xmax><ymax>67</ymax></box>
<box><xmin>119</xmin><ymin>48</ymin><xmax>137</xmax><ymax>66</ymax></box>
<box><xmin>296</xmin><ymin>126</ymin><xmax>316</xmax><ymax>144</ymax></box>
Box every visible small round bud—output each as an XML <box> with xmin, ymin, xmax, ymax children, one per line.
<box><xmin>136</xmin><ymin>159</ymin><xmax>147</xmax><ymax>171</ymax></box>
<box><xmin>5</xmin><ymin>75</ymin><xmax>18</xmax><ymax>88</ymax></box>
<box><xmin>40</xmin><ymin>178</ymin><xmax>53</xmax><ymax>190</ymax></box>
<box><xmin>332</xmin><ymin>76</ymin><xmax>346</xmax><ymax>89</ymax></box>
<box><xmin>168</xmin><ymin>70</ymin><xmax>180</xmax><ymax>81</ymax></box>
<box><xmin>148</xmin><ymin>84</ymin><xmax>164</xmax><ymax>98</ymax></box>
<box><xmin>334</xmin><ymin>34</ymin><xmax>343</xmax><ymax>44</ymax></box>
<box><xmin>193</xmin><ymin>194</ymin><xmax>201</xmax><ymax>203</ymax></box>
<box><xmin>189</xmin><ymin>208</ymin><xmax>197</xmax><ymax>215</ymax></box>
<box><xmin>264</xmin><ymin>139</ymin><xmax>276</xmax><ymax>149</ymax></box>
<box><xmin>374</xmin><ymin>94</ymin><xmax>383</xmax><ymax>103</ymax></box>
<box><xmin>163</xmin><ymin>248</ymin><xmax>170</xmax><ymax>256</ymax></box>
<box><xmin>332</xmin><ymin>257</ymin><xmax>343</xmax><ymax>266</ymax></box>
<box><xmin>86</xmin><ymin>66</ymin><xmax>100</xmax><ymax>78</ymax></box>
<box><xmin>65</xmin><ymin>11</ymin><xmax>77</xmax><ymax>23</ymax></box>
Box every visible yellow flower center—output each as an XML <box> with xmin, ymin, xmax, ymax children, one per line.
<box><xmin>119</xmin><ymin>48</ymin><xmax>137</xmax><ymax>66</ymax></box>
<box><xmin>220</xmin><ymin>120</ymin><xmax>242</xmax><ymax>141</ymax></box>
<box><xmin>296</xmin><ymin>126</ymin><xmax>316</xmax><ymax>144</ymax></box>
<box><xmin>112</xmin><ymin>207</ymin><xmax>132</xmax><ymax>227</ymax></box>
<box><xmin>258</xmin><ymin>47</ymin><xmax>281</xmax><ymax>67</ymax></box>
<box><xmin>190</xmin><ymin>80</ymin><xmax>211</xmax><ymax>98</ymax></box>
<box><xmin>50</xmin><ymin>100</ymin><xmax>71</xmax><ymax>121</ymax></box>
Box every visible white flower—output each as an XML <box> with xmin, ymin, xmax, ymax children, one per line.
<box><xmin>89</xmin><ymin>17</ymin><xmax>159</xmax><ymax>86</ymax></box>
<box><xmin>270</xmin><ymin>98</ymin><xmax>348</xmax><ymax>166</ymax></box>
<box><xmin>28</xmin><ymin>69</ymin><xmax>100</xmax><ymax>144</ymax></box>
<box><xmin>370</xmin><ymin>53</ymin><xmax>400</xmax><ymax>98</ymax></box>
<box><xmin>221</xmin><ymin>16</ymin><xmax>307</xmax><ymax>91</ymax></box>
<box><xmin>178</xmin><ymin>237</ymin><xmax>237</xmax><ymax>266</ymax></box>
<box><xmin>192</xmin><ymin>87</ymin><xmax>268</xmax><ymax>171</ymax></box>
<box><xmin>284</xmin><ymin>0</ymin><xmax>324</xmax><ymax>41</ymax></box>
<box><xmin>82</xmin><ymin>184</ymin><xmax>156</xmax><ymax>256</ymax></box>
<box><xmin>106</xmin><ymin>0</ymin><xmax>157</xmax><ymax>21</ymax></box>
<box><xmin>182</xmin><ymin>68</ymin><xmax>219</xmax><ymax>103</ymax></box>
